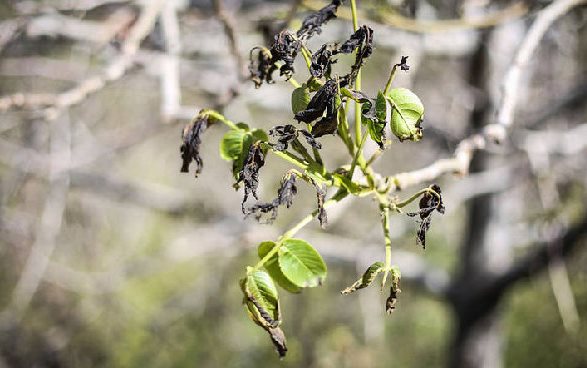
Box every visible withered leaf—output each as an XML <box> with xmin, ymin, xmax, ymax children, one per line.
<box><xmin>299</xmin><ymin>129</ymin><xmax>322</xmax><ymax>149</ymax></box>
<box><xmin>270</xmin><ymin>30</ymin><xmax>301</xmax><ymax>80</ymax></box>
<box><xmin>341</xmin><ymin>25</ymin><xmax>373</xmax><ymax>87</ymax></box>
<box><xmin>248</xmin><ymin>31</ymin><xmax>301</xmax><ymax>88</ymax></box>
<box><xmin>385</xmin><ymin>272</ymin><xmax>401</xmax><ymax>314</ymax></box>
<box><xmin>295</xmin><ymin>79</ymin><xmax>337</xmax><ymax>125</ymax></box>
<box><xmin>249</xmin><ymin>47</ymin><xmax>274</xmax><ymax>88</ymax></box>
<box><xmin>297</xmin><ymin>0</ymin><xmax>342</xmax><ymax>40</ymax></box>
<box><xmin>267</xmin><ymin>326</ymin><xmax>288</xmax><ymax>358</ymax></box>
<box><xmin>398</xmin><ymin>55</ymin><xmax>410</xmax><ymax>71</ymax></box>
<box><xmin>245</xmin><ymin>172</ymin><xmax>298</xmax><ymax>223</ymax></box>
<box><xmin>315</xmin><ymin>182</ymin><xmax>327</xmax><ymax>228</ymax></box>
<box><xmin>407</xmin><ymin>184</ymin><xmax>445</xmax><ymax>249</ymax></box>
<box><xmin>269</xmin><ymin>124</ymin><xmax>298</xmax><ymax>151</ymax></box>
<box><xmin>310</xmin><ymin>43</ymin><xmax>339</xmax><ymax>79</ymax></box>
<box><xmin>180</xmin><ymin>116</ymin><xmax>208</xmax><ymax>177</ymax></box>
<box><xmin>238</xmin><ymin>142</ymin><xmax>266</xmax><ymax>210</ymax></box>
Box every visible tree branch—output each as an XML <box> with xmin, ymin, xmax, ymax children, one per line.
<box><xmin>497</xmin><ymin>0</ymin><xmax>587</xmax><ymax>129</ymax></box>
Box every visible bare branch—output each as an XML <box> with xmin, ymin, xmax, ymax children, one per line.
<box><xmin>491</xmin><ymin>214</ymin><xmax>587</xmax><ymax>293</ymax></box>
<box><xmin>497</xmin><ymin>0</ymin><xmax>587</xmax><ymax>129</ymax></box>
<box><xmin>0</xmin><ymin>114</ymin><xmax>71</xmax><ymax>323</ymax></box>
<box><xmin>26</xmin><ymin>7</ymin><xmax>136</xmax><ymax>44</ymax></box>
<box><xmin>212</xmin><ymin>0</ymin><xmax>246</xmax><ymax>79</ymax></box>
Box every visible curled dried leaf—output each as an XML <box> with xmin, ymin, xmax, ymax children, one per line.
<box><xmin>267</xmin><ymin>326</ymin><xmax>288</xmax><ymax>358</ymax></box>
<box><xmin>407</xmin><ymin>184</ymin><xmax>445</xmax><ymax>249</ymax></box>
<box><xmin>238</xmin><ymin>142</ymin><xmax>266</xmax><ymax>210</ymax></box>
<box><xmin>340</xmin><ymin>25</ymin><xmax>373</xmax><ymax>86</ymax></box>
<box><xmin>315</xmin><ymin>182</ymin><xmax>327</xmax><ymax>228</ymax></box>
<box><xmin>245</xmin><ymin>171</ymin><xmax>298</xmax><ymax>223</ymax></box>
<box><xmin>180</xmin><ymin>116</ymin><xmax>208</xmax><ymax>177</ymax></box>
<box><xmin>249</xmin><ymin>47</ymin><xmax>274</xmax><ymax>88</ymax></box>
<box><xmin>341</xmin><ymin>261</ymin><xmax>384</xmax><ymax>295</ymax></box>
<box><xmin>294</xmin><ymin>79</ymin><xmax>337</xmax><ymax>124</ymax></box>
<box><xmin>397</xmin><ymin>55</ymin><xmax>410</xmax><ymax>71</ymax></box>
<box><xmin>310</xmin><ymin>43</ymin><xmax>339</xmax><ymax>79</ymax></box>
<box><xmin>248</xmin><ymin>31</ymin><xmax>301</xmax><ymax>88</ymax></box>
<box><xmin>269</xmin><ymin>124</ymin><xmax>298</xmax><ymax>151</ymax></box>
<box><xmin>297</xmin><ymin>0</ymin><xmax>342</xmax><ymax>40</ymax></box>
<box><xmin>270</xmin><ymin>30</ymin><xmax>301</xmax><ymax>80</ymax></box>
<box><xmin>385</xmin><ymin>271</ymin><xmax>401</xmax><ymax>314</ymax></box>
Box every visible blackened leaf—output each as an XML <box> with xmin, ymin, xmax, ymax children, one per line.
<box><xmin>295</xmin><ymin>79</ymin><xmax>337</xmax><ymax>124</ymax></box>
<box><xmin>180</xmin><ymin>116</ymin><xmax>208</xmax><ymax>177</ymax></box>
<box><xmin>270</xmin><ymin>30</ymin><xmax>301</xmax><ymax>80</ymax></box>
<box><xmin>341</xmin><ymin>261</ymin><xmax>384</xmax><ymax>294</ymax></box>
<box><xmin>387</xmin><ymin>88</ymin><xmax>424</xmax><ymax>142</ymax></box>
<box><xmin>385</xmin><ymin>267</ymin><xmax>401</xmax><ymax>314</ymax></box>
<box><xmin>310</xmin><ymin>43</ymin><xmax>339</xmax><ymax>79</ymax></box>
<box><xmin>249</xmin><ymin>47</ymin><xmax>274</xmax><ymax>88</ymax></box>
<box><xmin>315</xmin><ymin>183</ymin><xmax>327</xmax><ymax>227</ymax></box>
<box><xmin>245</xmin><ymin>202</ymin><xmax>279</xmax><ymax>223</ymax></box>
<box><xmin>297</xmin><ymin>0</ymin><xmax>342</xmax><ymax>40</ymax></box>
<box><xmin>292</xmin><ymin>85</ymin><xmax>311</xmax><ymax>114</ymax></box>
<box><xmin>362</xmin><ymin>91</ymin><xmax>387</xmax><ymax>148</ymax></box>
<box><xmin>238</xmin><ymin>142</ymin><xmax>266</xmax><ymax>210</ymax></box>
<box><xmin>258</xmin><ymin>241</ymin><xmax>301</xmax><ymax>293</ymax></box>
<box><xmin>231</xmin><ymin>128</ymin><xmax>268</xmax><ymax>181</ymax></box>
<box><xmin>278</xmin><ymin>238</ymin><xmax>327</xmax><ymax>288</ymax></box>
<box><xmin>245</xmin><ymin>171</ymin><xmax>298</xmax><ymax>223</ymax></box>
<box><xmin>269</xmin><ymin>124</ymin><xmax>297</xmax><ymax>151</ymax></box>
<box><xmin>299</xmin><ymin>129</ymin><xmax>322</xmax><ymax>149</ymax></box>
<box><xmin>407</xmin><ymin>184</ymin><xmax>445</xmax><ymax>249</ymax></box>
<box><xmin>398</xmin><ymin>55</ymin><xmax>410</xmax><ymax>71</ymax></box>
<box><xmin>277</xmin><ymin>172</ymin><xmax>298</xmax><ymax>208</ymax></box>
<box><xmin>340</xmin><ymin>25</ymin><xmax>373</xmax><ymax>87</ymax></box>
<box><xmin>267</xmin><ymin>327</ymin><xmax>288</xmax><ymax>358</ymax></box>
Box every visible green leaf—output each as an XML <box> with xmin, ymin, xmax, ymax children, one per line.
<box><xmin>242</xmin><ymin>268</ymin><xmax>281</xmax><ymax>328</ymax></box>
<box><xmin>386</xmin><ymin>88</ymin><xmax>424</xmax><ymax>142</ymax></box>
<box><xmin>227</xmin><ymin>128</ymin><xmax>268</xmax><ymax>181</ymax></box>
<box><xmin>375</xmin><ymin>90</ymin><xmax>387</xmax><ymax>121</ymax></box>
<box><xmin>219</xmin><ymin>128</ymin><xmax>248</xmax><ymax>161</ymax></box>
<box><xmin>341</xmin><ymin>261</ymin><xmax>384</xmax><ymax>295</ymax></box>
<box><xmin>258</xmin><ymin>242</ymin><xmax>301</xmax><ymax>293</ymax></box>
<box><xmin>291</xmin><ymin>85</ymin><xmax>311</xmax><ymax>114</ymax></box>
<box><xmin>278</xmin><ymin>238</ymin><xmax>327</xmax><ymax>288</ymax></box>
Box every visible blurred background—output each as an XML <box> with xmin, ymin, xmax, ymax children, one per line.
<box><xmin>0</xmin><ymin>0</ymin><xmax>586</xmax><ymax>367</ymax></box>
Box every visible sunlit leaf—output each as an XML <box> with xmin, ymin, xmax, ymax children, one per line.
<box><xmin>386</xmin><ymin>88</ymin><xmax>424</xmax><ymax>142</ymax></box>
<box><xmin>258</xmin><ymin>242</ymin><xmax>301</xmax><ymax>293</ymax></box>
<box><xmin>292</xmin><ymin>85</ymin><xmax>311</xmax><ymax>114</ymax></box>
<box><xmin>278</xmin><ymin>238</ymin><xmax>327</xmax><ymax>287</ymax></box>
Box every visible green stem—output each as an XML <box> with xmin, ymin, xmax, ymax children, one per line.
<box><xmin>301</xmin><ymin>46</ymin><xmax>313</xmax><ymax>71</ymax></box>
<box><xmin>384</xmin><ymin>64</ymin><xmax>398</xmax><ymax>95</ymax></box>
<box><xmin>289</xmin><ymin>78</ymin><xmax>302</xmax><ymax>88</ymax></box>
<box><xmin>205</xmin><ymin>110</ymin><xmax>239</xmax><ymax>130</ymax></box>
<box><xmin>380</xmin><ymin>203</ymin><xmax>392</xmax><ymax>289</ymax></box>
<box><xmin>349</xmin><ymin>0</ymin><xmax>364</xmax><ymax>153</ymax></box>
<box><xmin>251</xmin><ymin>190</ymin><xmax>348</xmax><ymax>271</ymax></box>
<box><xmin>349</xmin><ymin>131</ymin><xmax>367</xmax><ymax>181</ymax></box>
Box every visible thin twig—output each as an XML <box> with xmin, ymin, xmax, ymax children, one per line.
<box><xmin>1</xmin><ymin>113</ymin><xmax>71</xmax><ymax>323</ymax></box>
<box><xmin>212</xmin><ymin>0</ymin><xmax>246</xmax><ymax>80</ymax></box>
